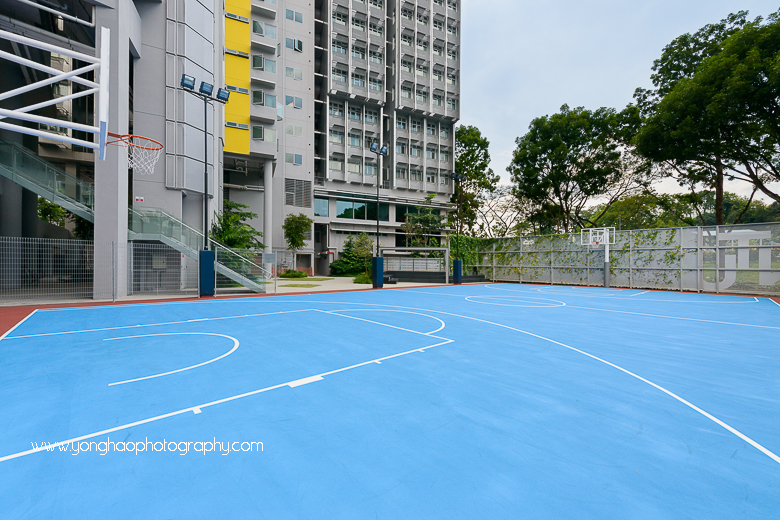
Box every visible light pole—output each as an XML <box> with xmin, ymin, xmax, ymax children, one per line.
<box><xmin>369</xmin><ymin>141</ymin><xmax>388</xmax><ymax>288</ymax></box>
<box><xmin>180</xmin><ymin>74</ymin><xmax>230</xmax><ymax>250</ymax></box>
<box><xmin>450</xmin><ymin>173</ymin><xmax>467</xmax><ymax>284</ymax></box>
<box><xmin>180</xmin><ymin>74</ymin><xmax>230</xmax><ymax>297</ymax></box>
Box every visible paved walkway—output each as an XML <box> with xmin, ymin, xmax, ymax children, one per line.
<box><xmin>271</xmin><ymin>276</ymin><xmax>431</xmax><ymax>294</ymax></box>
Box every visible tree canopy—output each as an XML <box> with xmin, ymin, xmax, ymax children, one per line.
<box><xmin>453</xmin><ymin>125</ymin><xmax>499</xmax><ymax>234</ymax></box>
<box><xmin>210</xmin><ymin>200</ymin><xmax>265</xmax><ymax>249</ymax></box>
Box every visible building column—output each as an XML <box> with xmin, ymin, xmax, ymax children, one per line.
<box><xmin>264</xmin><ymin>159</ymin><xmax>273</xmax><ymax>250</ymax></box>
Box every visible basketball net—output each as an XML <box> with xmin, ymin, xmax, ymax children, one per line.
<box><xmin>107</xmin><ymin>133</ymin><xmax>164</xmax><ymax>176</ymax></box>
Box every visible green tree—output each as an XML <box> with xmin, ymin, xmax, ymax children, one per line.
<box><xmin>453</xmin><ymin>125</ymin><xmax>500</xmax><ymax>234</ymax></box>
<box><xmin>210</xmin><ymin>200</ymin><xmax>265</xmax><ymax>249</ymax></box>
<box><xmin>401</xmin><ymin>194</ymin><xmax>446</xmax><ymax>254</ymax></box>
<box><xmin>37</xmin><ymin>197</ymin><xmax>68</xmax><ymax>227</ymax></box>
<box><xmin>508</xmin><ymin>104</ymin><xmax>652</xmax><ymax>233</ymax></box>
<box><xmin>329</xmin><ymin>235</ymin><xmax>363</xmax><ymax>275</ymax></box>
<box><xmin>353</xmin><ymin>232</ymin><xmax>374</xmax><ymax>274</ymax></box>
<box><xmin>633</xmin><ymin>11</ymin><xmax>780</xmax><ymax>223</ymax></box>
<box><xmin>282</xmin><ymin>212</ymin><xmax>314</xmax><ymax>270</ymax></box>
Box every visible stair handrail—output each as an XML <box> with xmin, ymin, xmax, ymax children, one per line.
<box><xmin>208</xmin><ymin>238</ymin><xmax>274</xmax><ymax>281</ymax></box>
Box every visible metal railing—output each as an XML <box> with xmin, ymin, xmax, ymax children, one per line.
<box><xmin>385</xmin><ymin>257</ymin><xmax>444</xmax><ymax>272</ymax></box>
<box><xmin>0</xmin><ymin>139</ymin><xmax>94</xmax><ymax>221</ymax></box>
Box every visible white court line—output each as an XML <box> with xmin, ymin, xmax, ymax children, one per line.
<box><xmin>629</xmin><ymin>291</ymin><xmax>649</xmax><ymax>297</ymax></box>
<box><xmin>3</xmin><ymin>309</ymin><xmax>316</xmax><ymax>340</ymax></box>
<box><xmin>769</xmin><ymin>298</ymin><xmax>780</xmax><ymax>309</ymax></box>
<box><xmin>1</xmin><ymin>298</ymin><xmax>778</xmax><ymax>465</ymax></box>
<box><xmin>0</xmin><ymin>309</ymin><xmax>38</xmax><ymax>341</ymax></box>
<box><xmin>464</xmin><ymin>295</ymin><xmax>566</xmax><ymax>308</ymax></box>
<box><xmin>565</xmin><ymin>305</ymin><xmax>780</xmax><ymax>331</ymax></box>
<box><xmin>486</xmin><ymin>284</ymin><xmax>761</xmax><ymax>304</ymax></box>
<box><xmin>0</xmin><ymin>335</ymin><xmax>453</xmax><ymax>464</ymax></box>
<box><xmin>321</xmin><ymin>309</ymin><xmax>447</xmax><ymax>335</ymax></box>
<box><xmin>105</xmin><ymin>333</ymin><xmax>240</xmax><ymax>386</ymax></box>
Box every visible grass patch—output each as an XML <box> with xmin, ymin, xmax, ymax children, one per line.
<box><xmin>280</xmin><ymin>270</ymin><xmax>308</xmax><ymax>279</ymax></box>
<box><xmin>279</xmin><ymin>284</ymin><xmax>321</xmax><ymax>288</ymax></box>
<box><xmin>353</xmin><ymin>273</ymin><xmax>372</xmax><ymax>284</ymax></box>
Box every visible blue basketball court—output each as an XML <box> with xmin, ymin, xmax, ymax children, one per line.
<box><xmin>1</xmin><ymin>284</ymin><xmax>779</xmax><ymax>519</ymax></box>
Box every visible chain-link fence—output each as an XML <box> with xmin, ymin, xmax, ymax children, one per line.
<box><xmin>470</xmin><ymin>222</ymin><xmax>780</xmax><ymax>295</ymax></box>
<box><xmin>0</xmin><ymin>237</ymin><xmax>198</xmax><ymax>303</ymax></box>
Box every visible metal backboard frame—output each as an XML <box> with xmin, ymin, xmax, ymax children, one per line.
<box><xmin>0</xmin><ymin>27</ymin><xmax>109</xmax><ymax>159</ymax></box>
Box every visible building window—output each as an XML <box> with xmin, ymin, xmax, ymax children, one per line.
<box><xmin>433</xmin><ymin>69</ymin><xmax>443</xmax><ymax>82</ymax></box>
<box><xmin>426</xmin><ymin>170</ymin><xmax>436</xmax><ymax>183</ymax></box>
<box><xmin>411</xmin><ymin>120</ymin><xmax>422</xmax><ymax>132</ymax></box>
<box><xmin>285</xmin><ymin>124</ymin><xmax>303</xmax><ymax>136</ymax></box>
<box><xmin>447</xmin><ymin>97</ymin><xmax>458</xmax><ymax>110</ymax></box>
<box><xmin>365</xmin><ymin>162</ymin><xmax>377</xmax><ymax>176</ymax></box>
<box><xmin>369</xmin><ymin>50</ymin><xmax>383</xmax><ymax>64</ymax></box>
<box><xmin>416</xmin><ymin>64</ymin><xmax>429</xmax><ymax>78</ymax></box>
<box><xmin>351</xmin><ymin>73</ymin><xmax>365</xmax><ymax>87</ymax></box>
<box><xmin>415</xmin><ymin>89</ymin><xmax>428</xmax><ymax>103</ymax></box>
<box><xmin>417</xmin><ymin>12</ymin><xmax>428</xmax><ymax>26</ymax></box>
<box><xmin>401</xmin><ymin>8</ymin><xmax>414</xmax><ymax>20</ymax></box>
<box><xmin>285</xmin><ymin>9</ymin><xmax>303</xmax><ymax>23</ymax></box>
<box><xmin>329</xmin><ymin>129</ymin><xmax>344</xmax><ymax>143</ymax></box>
<box><xmin>368</xmin><ymin>78</ymin><xmax>383</xmax><ymax>91</ymax></box>
<box><xmin>426</xmin><ymin>147</ymin><xmax>437</xmax><ymax>160</ymax></box>
<box><xmin>332</xmin><ymin>40</ymin><xmax>347</xmax><ymax>54</ymax></box>
<box><xmin>348</xmin><ymin>131</ymin><xmax>362</xmax><ymax>147</ymax></box>
<box><xmin>369</xmin><ymin>0</ymin><xmax>383</xmax><ymax>8</ymax></box>
<box><xmin>416</xmin><ymin>39</ymin><xmax>429</xmax><ymax>52</ymax></box>
<box><xmin>347</xmin><ymin>160</ymin><xmax>362</xmax><ymax>174</ymax></box>
<box><xmin>433</xmin><ymin>44</ymin><xmax>443</xmax><ymax>56</ymax></box>
<box><xmin>351</xmin><ymin>46</ymin><xmax>366</xmax><ymax>60</ymax></box>
<box><xmin>401</xmin><ymin>86</ymin><xmax>412</xmax><ymax>99</ymax></box>
<box><xmin>369</xmin><ymin>22</ymin><xmax>383</xmax><ymax>36</ymax></box>
<box><xmin>397</xmin><ymin>119</ymin><xmax>407</xmax><ymax>130</ymax></box>
<box><xmin>285</xmin><ymin>95</ymin><xmax>303</xmax><ymax>109</ymax></box>
<box><xmin>410</xmin><ymin>168</ymin><xmax>423</xmax><ymax>181</ymax></box>
<box><xmin>447</xmin><ymin>0</ymin><xmax>458</xmax><ymax>11</ymax></box>
<box><xmin>253</xmin><ymin>21</ymin><xmax>277</xmax><ymax>39</ymax></box>
<box><xmin>433</xmin><ymin>94</ymin><xmax>443</xmax><ymax>107</ymax></box>
<box><xmin>314</xmin><ymin>197</ymin><xmax>329</xmax><ymax>217</ymax></box>
<box><xmin>329</xmin><ymin>102</ymin><xmax>344</xmax><ymax>117</ymax></box>
<box><xmin>447</xmin><ymin>72</ymin><xmax>458</xmax><ymax>85</ymax></box>
<box><xmin>440</xmin><ymin>151</ymin><xmax>450</xmax><ymax>162</ymax></box>
<box><xmin>286</xmin><ymin>67</ymin><xmax>303</xmax><ymax>80</ymax></box>
<box><xmin>440</xmin><ymin>126</ymin><xmax>450</xmax><ymax>138</ymax></box>
<box><xmin>447</xmin><ymin>24</ymin><xmax>458</xmax><ymax>36</ymax></box>
<box><xmin>286</xmin><ymin>38</ymin><xmax>303</xmax><ymax>52</ymax></box>
<box><xmin>332</xmin><ymin>67</ymin><xmax>347</xmax><ymax>82</ymax></box>
<box><xmin>401</xmin><ymin>60</ymin><xmax>413</xmax><ymax>73</ymax></box>
<box><xmin>401</xmin><ymin>34</ymin><xmax>413</xmax><ymax>47</ymax></box>
<box><xmin>410</xmin><ymin>144</ymin><xmax>421</xmax><ymax>157</ymax></box>
<box><xmin>252</xmin><ymin>125</ymin><xmax>276</xmax><ymax>142</ymax></box>
<box><xmin>365</xmin><ymin>110</ymin><xmax>378</xmax><ymax>124</ymax></box>
<box><xmin>352</xmin><ymin>18</ymin><xmax>366</xmax><ymax>31</ymax></box>
<box><xmin>396</xmin><ymin>166</ymin><xmax>407</xmax><ymax>179</ymax></box>
<box><xmin>447</xmin><ymin>48</ymin><xmax>458</xmax><ymax>60</ymax></box>
<box><xmin>332</xmin><ymin>12</ymin><xmax>347</xmax><ymax>25</ymax></box>
<box><xmin>348</xmin><ymin>106</ymin><xmax>362</xmax><ymax>120</ymax></box>
<box><xmin>396</xmin><ymin>141</ymin><xmax>407</xmax><ymax>154</ymax></box>
<box><xmin>427</xmin><ymin>124</ymin><xmax>437</xmax><ymax>136</ymax></box>
<box><xmin>329</xmin><ymin>156</ymin><xmax>344</xmax><ymax>170</ymax></box>
<box><xmin>284</xmin><ymin>178</ymin><xmax>312</xmax><ymax>208</ymax></box>
<box><xmin>252</xmin><ymin>90</ymin><xmax>276</xmax><ymax>107</ymax></box>
<box><xmin>433</xmin><ymin>19</ymin><xmax>444</xmax><ymax>31</ymax></box>
<box><xmin>441</xmin><ymin>173</ymin><xmax>450</xmax><ymax>185</ymax></box>
<box><xmin>285</xmin><ymin>153</ymin><xmax>303</xmax><ymax>165</ymax></box>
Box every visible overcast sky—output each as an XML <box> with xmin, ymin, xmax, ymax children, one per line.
<box><xmin>460</xmin><ymin>0</ymin><xmax>780</xmax><ymax>201</ymax></box>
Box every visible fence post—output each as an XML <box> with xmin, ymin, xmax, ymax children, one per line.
<box><xmin>697</xmin><ymin>226</ymin><xmax>703</xmax><ymax>292</ymax></box>
<box><xmin>492</xmin><ymin>242</ymin><xmax>496</xmax><ymax>282</ymax></box>
<box><xmin>112</xmin><ymin>241</ymin><xmax>116</xmax><ymax>303</ymax></box>
<box><xmin>715</xmin><ymin>225</ymin><xmax>720</xmax><ymax>293</ymax></box>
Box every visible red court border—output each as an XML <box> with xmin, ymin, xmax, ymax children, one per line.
<box><xmin>1</xmin><ymin>283</ymin><xmax>778</xmax><ymax>338</ymax></box>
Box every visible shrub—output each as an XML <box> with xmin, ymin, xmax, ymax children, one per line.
<box><xmin>329</xmin><ymin>236</ymin><xmax>365</xmax><ymax>275</ymax></box>
<box><xmin>280</xmin><ymin>270</ymin><xmax>307</xmax><ymax>278</ymax></box>
<box><xmin>353</xmin><ymin>273</ymin><xmax>372</xmax><ymax>284</ymax></box>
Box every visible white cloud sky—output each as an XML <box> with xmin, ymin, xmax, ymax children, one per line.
<box><xmin>460</xmin><ymin>0</ymin><xmax>780</xmax><ymax>202</ymax></box>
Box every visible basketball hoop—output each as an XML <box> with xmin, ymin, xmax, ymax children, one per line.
<box><xmin>107</xmin><ymin>132</ymin><xmax>163</xmax><ymax>176</ymax></box>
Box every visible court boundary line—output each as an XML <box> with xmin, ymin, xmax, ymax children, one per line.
<box><xmin>769</xmin><ymin>297</ymin><xmax>780</xmax><ymax>309</ymax></box>
<box><xmin>0</xmin><ymin>309</ymin><xmax>453</xmax><ymax>464</ymax></box>
<box><xmin>0</xmin><ymin>309</ymin><xmax>38</xmax><ymax>341</ymax></box>
<box><xmin>105</xmin><ymin>333</ymin><xmax>240</xmax><ymax>386</ymax></box>
<box><xmin>487</xmin><ymin>284</ymin><xmax>761</xmax><ymax>304</ymax></box>
<box><xmin>1</xmin><ymin>298</ymin><xmax>777</xmax><ymax>466</ymax></box>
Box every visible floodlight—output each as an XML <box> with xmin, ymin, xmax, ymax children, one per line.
<box><xmin>370</xmin><ymin>142</ymin><xmax>379</xmax><ymax>152</ymax></box>
<box><xmin>199</xmin><ymin>81</ymin><xmax>214</xmax><ymax>96</ymax></box>
<box><xmin>181</xmin><ymin>74</ymin><xmax>196</xmax><ymax>90</ymax></box>
<box><xmin>216</xmin><ymin>88</ymin><xmax>230</xmax><ymax>102</ymax></box>
<box><xmin>380</xmin><ymin>145</ymin><xmax>388</xmax><ymax>155</ymax></box>
<box><xmin>450</xmin><ymin>173</ymin><xmax>457</xmax><ymax>180</ymax></box>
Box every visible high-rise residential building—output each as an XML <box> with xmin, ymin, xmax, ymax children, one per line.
<box><xmin>222</xmin><ymin>0</ymin><xmax>460</xmax><ymax>274</ymax></box>
<box><xmin>0</xmin><ymin>0</ymin><xmax>460</xmax><ymax>296</ymax></box>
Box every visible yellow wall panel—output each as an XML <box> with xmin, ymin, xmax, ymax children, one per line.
<box><xmin>223</xmin><ymin>0</ymin><xmax>251</xmax><ymax>155</ymax></box>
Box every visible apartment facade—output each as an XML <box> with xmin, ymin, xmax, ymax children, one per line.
<box><xmin>0</xmin><ymin>0</ymin><xmax>460</xmax><ymax>285</ymax></box>
<box><xmin>222</xmin><ymin>0</ymin><xmax>460</xmax><ymax>273</ymax></box>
